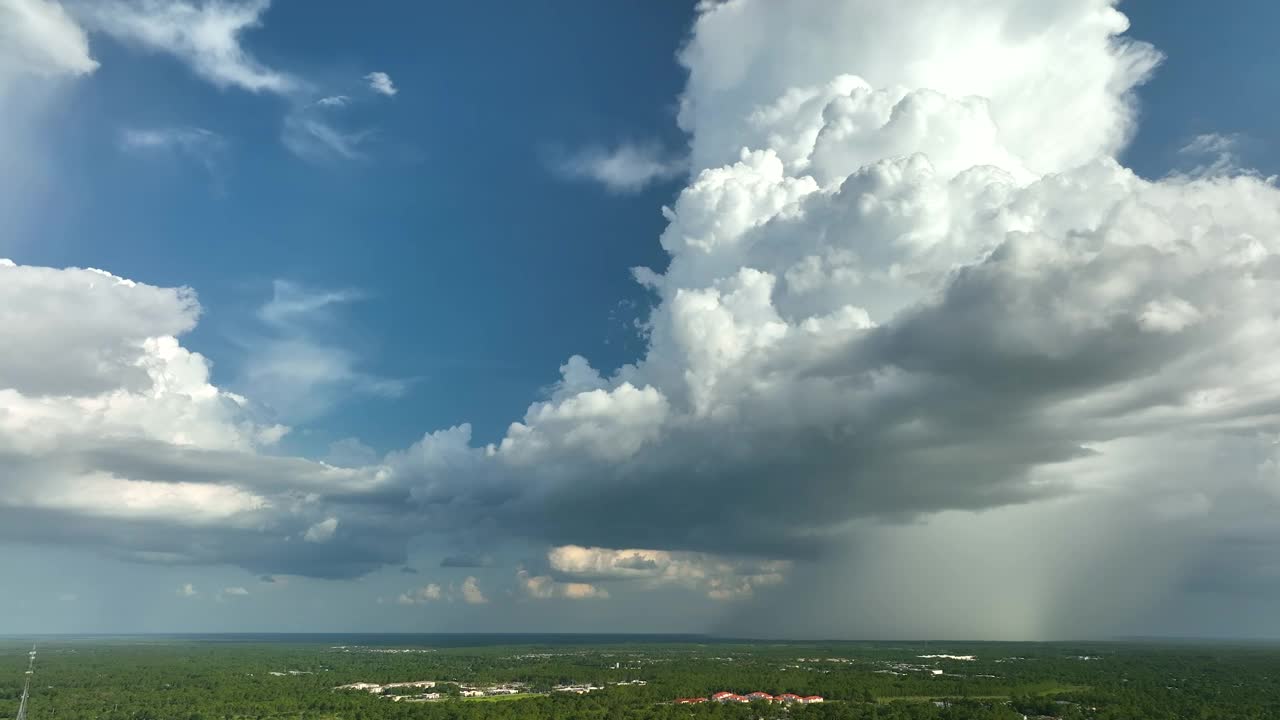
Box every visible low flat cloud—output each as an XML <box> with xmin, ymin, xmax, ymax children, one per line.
<box><xmin>517</xmin><ymin>569</ymin><xmax>608</xmax><ymax>601</ymax></box>
<box><xmin>397</xmin><ymin>583</ymin><xmax>442</xmax><ymax>605</ymax></box>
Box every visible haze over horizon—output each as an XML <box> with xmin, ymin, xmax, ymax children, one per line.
<box><xmin>4</xmin><ymin>0</ymin><xmax>1280</xmax><ymax>640</ymax></box>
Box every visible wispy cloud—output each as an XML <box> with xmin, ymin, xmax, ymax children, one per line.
<box><xmin>119</xmin><ymin>126</ymin><xmax>228</xmax><ymax>183</ymax></box>
<box><xmin>364</xmin><ymin>70</ymin><xmax>396</xmax><ymax>96</ymax></box>
<box><xmin>315</xmin><ymin>94</ymin><xmax>348</xmax><ymax>107</ymax></box>
<box><xmin>549</xmin><ymin>141</ymin><xmax>686</xmax><ymax>193</ymax></box>
<box><xmin>239</xmin><ymin>280</ymin><xmax>406</xmax><ymax>422</ymax></box>
<box><xmin>76</xmin><ymin>0</ymin><xmax>296</xmax><ymax>94</ymax></box>
<box><xmin>281</xmin><ymin>113</ymin><xmax>374</xmax><ymax>163</ymax></box>
<box><xmin>257</xmin><ymin>282</ymin><xmax>361</xmax><ymax>327</ymax></box>
<box><xmin>176</xmin><ymin>583</ymin><xmax>198</xmax><ymax>598</ymax></box>
<box><xmin>1177</xmin><ymin>132</ymin><xmax>1248</xmax><ymax>177</ymax></box>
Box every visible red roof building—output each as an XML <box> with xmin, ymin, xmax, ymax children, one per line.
<box><xmin>801</xmin><ymin>696</ymin><xmax>824</xmax><ymax>703</ymax></box>
<box><xmin>777</xmin><ymin>694</ymin><xmax>802</xmax><ymax>703</ymax></box>
<box><xmin>711</xmin><ymin>692</ymin><xmax>735</xmax><ymax>701</ymax></box>
<box><xmin>747</xmin><ymin>692</ymin><xmax>774</xmax><ymax>701</ymax></box>
<box><xmin>675</xmin><ymin>698</ymin><xmax>708</xmax><ymax>704</ymax></box>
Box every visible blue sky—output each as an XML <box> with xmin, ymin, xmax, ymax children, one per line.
<box><xmin>5</xmin><ymin>0</ymin><xmax>1280</xmax><ymax>638</ymax></box>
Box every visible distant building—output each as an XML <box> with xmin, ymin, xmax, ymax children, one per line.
<box><xmin>801</xmin><ymin>696</ymin><xmax>824</xmax><ymax>704</ymax></box>
<box><xmin>777</xmin><ymin>694</ymin><xmax>803</xmax><ymax>703</ymax></box>
<box><xmin>747</xmin><ymin>692</ymin><xmax>774</xmax><ymax>701</ymax></box>
<box><xmin>675</xmin><ymin>698</ymin><xmax>708</xmax><ymax>704</ymax></box>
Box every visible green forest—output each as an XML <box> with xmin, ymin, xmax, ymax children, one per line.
<box><xmin>2</xmin><ymin>637</ymin><xmax>1278</xmax><ymax>720</ymax></box>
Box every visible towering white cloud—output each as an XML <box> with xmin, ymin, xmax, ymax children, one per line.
<box><xmin>380</xmin><ymin>0</ymin><xmax>1280</xmax><ymax>635</ymax></box>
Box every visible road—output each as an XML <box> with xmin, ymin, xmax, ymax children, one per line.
<box><xmin>15</xmin><ymin>643</ymin><xmax>34</xmax><ymax>720</ymax></box>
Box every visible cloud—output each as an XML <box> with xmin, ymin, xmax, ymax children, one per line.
<box><xmin>459</xmin><ymin>576</ymin><xmax>487</xmax><ymax>604</ymax></box>
<box><xmin>303</xmin><ymin>517</ymin><xmax>338</xmax><ymax>543</ymax></box>
<box><xmin>281</xmin><ymin>113</ymin><xmax>374</xmax><ymax>163</ymax></box>
<box><xmin>316</xmin><ymin>94</ymin><xmax>348</xmax><ymax>107</ymax></box>
<box><xmin>119</xmin><ymin>126</ymin><xmax>228</xmax><ymax>181</ymax></box>
<box><xmin>1177</xmin><ymin>132</ymin><xmax>1246</xmax><ymax>177</ymax></box>
<box><xmin>0</xmin><ymin>261</ymin><xmax>420</xmax><ymax>580</ymax></box>
<box><xmin>550</xmin><ymin>142</ymin><xmax>686</xmax><ymax>193</ymax></box>
<box><xmin>547</xmin><ymin>546</ymin><xmax>787</xmax><ymax>600</ymax></box>
<box><xmin>222</xmin><ymin>586</ymin><xmax>248</xmax><ymax>596</ymax></box>
<box><xmin>0</xmin><ymin>0</ymin><xmax>98</xmax><ymax>78</ymax></box>
<box><xmin>256</xmin><ymin>281</ymin><xmax>360</xmax><ymax>327</ymax></box>
<box><xmin>517</xmin><ymin>569</ymin><xmax>608</xmax><ymax>600</ymax></box>
<box><xmin>0</xmin><ymin>0</ymin><xmax>98</xmax><ymax>239</ymax></box>
<box><xmin>177</xmin><ymin>583</ymin><xmax>197</xmax><ymax>597</ymax></box>
<box><xmin>0</xmin><ymin>261</ymin><xmax>200</xmax><ymax>397</ymax></box>
<box><xmin>1180</xmin><ymin>132</ymin><xmax>1238</xmax><ymax>157</ymax></box>
<box><xmin>239</xmin><ymin>280</ymin><xmax>406</xmax><ymax>422</ymax></box>
<box><xmin>368</xmin><ymin>0</ymin><xmax>1280</xmax><ymax>637</ymax></box>
<box><xmin>75</xmin><ymin>0</ymin><xmax>295</xmax><ymax>93</ymax></box>
<box><xmin>397</xmin><ymin>583</ymin><xmax>442</xmax><ymax>605</ymax></box>
<box><xmin>364</xmin><ymin>70</ymin><xmax>395</xmax><ymax>96</ymax></box>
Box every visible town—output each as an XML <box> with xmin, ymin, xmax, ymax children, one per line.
<box><xmin>676</xmin><ymin>692</ymin><xmax>824</xmax><ymax>704</ymax></box>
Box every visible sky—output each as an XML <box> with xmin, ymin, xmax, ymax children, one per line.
<box><xmin>3</xmin><ymin>0</ymin><xmax>1280</xmax><ymax>639</ymax></box>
